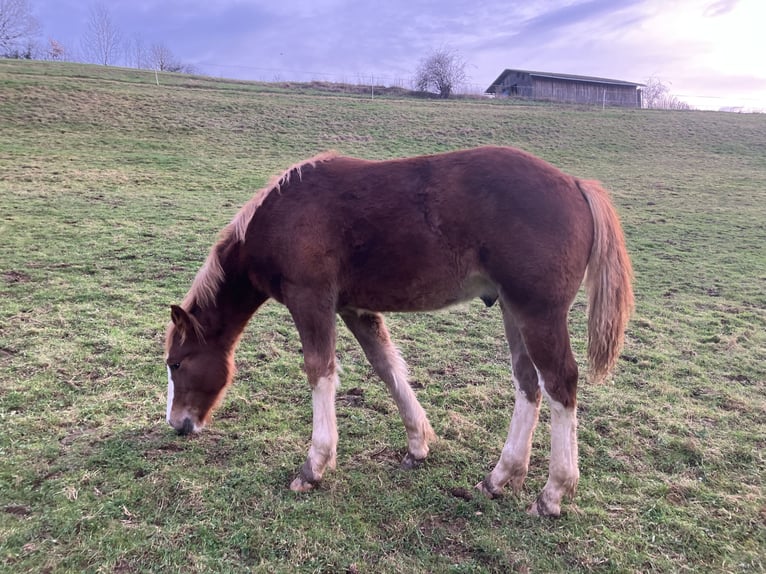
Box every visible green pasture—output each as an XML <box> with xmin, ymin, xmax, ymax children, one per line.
<box><xmin>0</xmin><ymin>59</ymin><xmax>764</xmax><ymax>573</ymax></box>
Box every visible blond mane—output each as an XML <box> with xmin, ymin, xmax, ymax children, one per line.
<box><xmin>181</xmin><ymin>151</ymin><xmax>339</xmax><ymax>310</ymax></box>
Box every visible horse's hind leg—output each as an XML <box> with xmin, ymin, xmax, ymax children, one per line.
<box><xmin>340</xmin><ymin>310</ymin><xmax>435</xmax><ymax>467</ymax></box>
<box><xmin>476</xmin><ymin>304</ymin><xmax>542</xmax><ymax>497</ymax></box>
<box><xmin>518</xmin><ymin>308</ymin><xmax>580</xmax><ymax>517</ymax></box>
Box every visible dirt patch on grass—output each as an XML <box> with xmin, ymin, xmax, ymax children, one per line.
<box><xmin>60</xmin><ymin>428</ymin><xmax>101</xmax><ymax>447</ymax></box>
<box><xmin>2</xmin><ymin>270</ymin><xmax>31</xmax><ymax>283</ymax></box>
<box><xmin>4</xmin><ymin>504</ymin><xmax>31</xmax><ymax>516</ymax></box>
<box><xmin>368</xmin><ymin>445</ymin><xmax>403</xmax><ymax>465</ymax></box>
<box><xmin>449</xmin><ymin>487</ymin><xmax>474</xmax><ymax>501</ymax></box>
<box><xmin>418</xmin><ymin>515</ymin><xmax>471</xmax><ymax>560</ymax></box>
<box><xmin>338</xmin><ymin>387</ymin><xmax>365</xmax><ymax>407</ymax></box>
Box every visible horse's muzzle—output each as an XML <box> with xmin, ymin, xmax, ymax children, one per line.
<box><xmin>177</xmin><ymin>417</ymin><xmax>195</xmax><ymax>436</ymax></box>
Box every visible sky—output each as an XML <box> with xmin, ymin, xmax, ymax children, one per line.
<box><xmin>29</xmin><ymin>0</ymin><xmax>766</xmax><ymax>111</ymax></box>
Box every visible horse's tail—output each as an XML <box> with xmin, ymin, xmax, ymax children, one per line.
<box><xmin>577</xmin><ymin>179</ymin><xmax>635</xmax><ymax>383</ymax></box>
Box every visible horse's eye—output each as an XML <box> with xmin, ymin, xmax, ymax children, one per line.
<box><xmin>169</xmin><ymin>362</ymin><xmax>181</xmax><ymax>371</ymax></box>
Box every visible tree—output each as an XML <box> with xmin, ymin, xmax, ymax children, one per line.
<box><xmin>414</xmin><ymin>47</ymin><xmax>467</xmax><ymax>99</ymax></box>
<box><xmin>127</xmin><ymin>34</ymin><xmax>148</xmax><ymax>69</ymax></box>
<box><xmin>642</xmin><ymin>77</ymin><xmax>692</xmax><ymax>110</ymax></box>
<box><xmin>149</xmin><ymin>42</ymin><xmax>178</xmax><ymax>71</ymax></box>
<box><xmin>0</xmin><ymin>0</ymin><xmax>40</xmax><ymax>55</ymax></box>
<box><xmin>46</xmin><ymin>38</ymin><xmax>67</xmax><ymax>61</ymax></box>
<box><xmin>81</xmin><ymin>3</ymin><xmax>122</xmax><ymax>65</ymax></box>
<box><xmin>149</xmin><ymin>42</ymin><xmax>196</xmax><ymax>74</ymax></box>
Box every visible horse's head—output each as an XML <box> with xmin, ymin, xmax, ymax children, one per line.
<box><xmin>164</xmin><ymin>305</ymin><xmax>234</xmax><ymax>435</ymax></box>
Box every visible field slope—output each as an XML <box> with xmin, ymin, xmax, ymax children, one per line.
<box><xmin>1</xmin><ymin>59</ymin><xmax>764</xmax><ymax>573</ymax></box>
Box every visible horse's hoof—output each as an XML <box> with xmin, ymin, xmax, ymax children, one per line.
<box><xmin>401</xmin><ymin>453</ymin><xmax>425</xmax><ymax>470</ymax></box>
<box><xmin>527</xmin><ymin>496</ymin><xmax>560</xmax><ymax>517</ymax></box>
<box><xmin>475</xmin><ymin>479</ymin><xmax>501</xmax><ymax>499</ymax></box>
<box><xmin>289</xmin><ymin>475</ymin><xmax>317</xmax><ymax>492</ymax></box>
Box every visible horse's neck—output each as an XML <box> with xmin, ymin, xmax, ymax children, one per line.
<box><xmin>203</xmin><ymin>285</ymin><xmax>266</xmax><ymax>348</ymax></box>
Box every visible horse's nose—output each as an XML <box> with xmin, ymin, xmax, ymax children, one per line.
<box><xmin>177</xmin><ymin>417</ymin><xmax>194</xmax><ymax>436</ymax></box>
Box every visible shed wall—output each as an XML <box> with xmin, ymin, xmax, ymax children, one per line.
<box><xmin>533</xmin><ymin>78</ymin><xmax>639</xmax><ymax>107</ymax></box>
<box><xmin>495</xmin><ymin>72</ymin><xmax>640</xmax><ymax>108</ymax></box>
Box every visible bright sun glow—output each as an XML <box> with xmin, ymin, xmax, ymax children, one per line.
<box><xmin>654</xmin><ymin>0</ymin><xmax>766</xmax><ymax>110</ymax></box>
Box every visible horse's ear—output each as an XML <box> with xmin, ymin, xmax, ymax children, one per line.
<box><xmin>170</xmin><ymin>305</ymin><xmax>192</xmax><ymax>337</ymax></box>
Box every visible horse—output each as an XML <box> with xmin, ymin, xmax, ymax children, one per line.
<box><xmin>164</xmin><ymin>146</ymin><xmax>634</xmax><ymax>516</ymax></box>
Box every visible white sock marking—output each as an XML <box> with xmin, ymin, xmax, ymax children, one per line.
<box><xmin>385</xmin><ymin>347</ymin><xmax>431</xmax><ymax>459</ymax></box>
<box><xmin>308</xmin><ymin>374</ymin><xmax>339</xmax><ymax>473</ymax></box>
<box><xmin>503</xmin><ymin>377</ymin><xmax>540</xmax><ymax>458</ymax></box>
<box><xmin>547</xmin><ymin>398</ymin><xmax>578</xmax><ymax>476</ymax></box>
<box><xmin>536</xmin><ymin>368</ymin><xmax>579</xmax><ymax>507</ymax></box>
<box><xmin>487</xmin><ymin>376</ymin><xmax>540</xmax><ymax>489</ymax></box>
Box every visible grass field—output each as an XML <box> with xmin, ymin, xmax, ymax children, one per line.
<box><xmin>1</xmin><ymin>59</ymin><xmax>764</xmax><ymax>573</ymax></box>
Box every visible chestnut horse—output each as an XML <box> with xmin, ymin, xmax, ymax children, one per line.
<box><xmin>165</xmin><ymin>146</ymin><xmax>633</xmax><ymax>516</ymax></box>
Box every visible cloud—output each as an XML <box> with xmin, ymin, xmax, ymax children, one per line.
<box><xmin>29</xmin><ymin>0</ymin><xmax>766</xmax><ymax>108</ymax></box>
<box><xmin>522</xmin><ymin>0</ymin><xmax>644</xmax><ymax>35</ymax></box>
<box><xmin>704</xmin><ymin>0</ymin><xmax>739</xmax><ymax>17</ymax></box>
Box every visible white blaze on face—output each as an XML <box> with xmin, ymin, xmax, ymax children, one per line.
<box><xmin>166</xmin><ymin>366</ymin><xmax>175</xmax><ymax>424</ymax></box>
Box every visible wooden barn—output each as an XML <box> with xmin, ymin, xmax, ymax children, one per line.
<box><xmin>486</xmin><ymin>69</ymin><xmax>643</xmax><ymax>108</ymax></box>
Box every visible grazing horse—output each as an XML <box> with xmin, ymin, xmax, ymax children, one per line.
<box><xmin>164</xmin><ymin>146</ymin><xmax>633</xmax><ymax>516</ymax></box>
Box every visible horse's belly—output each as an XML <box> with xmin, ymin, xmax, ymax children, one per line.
<box><xmin>339</xmin><ymin>270</ymin><xmax>497</xmax><ymax>313</ymax></box>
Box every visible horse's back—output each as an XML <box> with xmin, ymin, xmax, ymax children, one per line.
<box><xmin>246</xmin><ymin>147</ymin><xmax>594</xmax><ymax>312</ymax></box>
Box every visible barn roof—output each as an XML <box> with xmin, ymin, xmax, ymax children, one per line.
<box><xmin>485</xmin><ymin>69</ymin><xmax>644</xmax><ymax>93</ymax></box>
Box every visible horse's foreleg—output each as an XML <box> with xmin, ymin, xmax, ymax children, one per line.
<box><xmin>290</xmin><ymin>371</ymin><xmax>339</xmax><ymax>492</ymax></box>
<box><xmin>341</xmin><ymin>310</ymin><xmax>435</xmax><ymax>467</ymax></box>
<box><xmin>287</xmin><ymin>296</ymin><xmax>339</xmax><ymax>492</ymax></box>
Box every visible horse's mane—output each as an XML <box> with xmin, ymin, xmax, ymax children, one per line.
<box><xmin>181</xmin><ymin>151</ymin><xmax>338</xmax><ymax>310</ymax></box>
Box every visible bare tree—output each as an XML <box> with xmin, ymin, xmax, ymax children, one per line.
<box><xmin>127</xmin><ymin>34</ymin><xmax>148</xmax><ymax>69</ymax></box>
<box><xmin>46</xmin><ymin>38</ymin><xmax>67</xmax><ymax>60</ymax></box>
<box><xmin>149</xmin><ymin>42</ymin><xmax>196</xmax><ymax>74</ymax></box>
<box><xmin>81</xmin><ymin>3</ymin><xmax>122</xmax><ymax>65</ymax></box>
<box><xmin>0</xmin><ymin>0</ymin><xmax>40</xmax><ymax>55</ymax></box>
<box><xmin>414</xmin><ymin>47</ymin><xmax>467</xmax><ymax>98</ymax></box>
<box><xmin>642</xmin><ymin>77</ymin><xmax>692</xmax><ymax>110</ymax></box>
<box><xmin>149</xmin><ymin>42</ymin><xmax>177</xmax><ymax>71</ymax></box>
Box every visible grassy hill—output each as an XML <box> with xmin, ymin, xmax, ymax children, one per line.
<box><xmin>1</xmin><ymin>59</ymin><xmax>764</xmax><ymax>573</ymax></box>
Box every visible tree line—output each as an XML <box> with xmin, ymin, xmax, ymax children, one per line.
<box><xmin>2</xmin><ymin>0</ymin><xmax>692</xmax><ymax>107</ymax></box>
<box><xmin>0</xmin><ymin>0</ymin><xmax>195</xmax><ymax>73</ymax></box>
<box><xmin>1</xmin><ymin>0</ymin><xmax>466</xmax><ymax>95</ymax></box>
